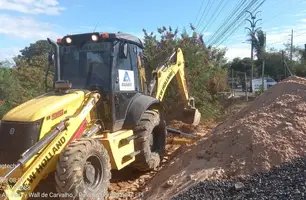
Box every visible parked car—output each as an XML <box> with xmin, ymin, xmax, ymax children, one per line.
<box><xmin>252</xmin><ymin>77</ymin><xmax>277</xmax><ymax>91</ymax></box>
<box><xmin>265</xmin><ymin>77</ymin><xmax>277</xmax><ymax>88</ymax></box>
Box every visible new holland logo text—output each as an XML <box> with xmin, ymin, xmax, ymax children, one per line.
<box><xmin>16</xmin><ymin>136</ymin><xmax>66</xmax><ymax>195</ymax></box>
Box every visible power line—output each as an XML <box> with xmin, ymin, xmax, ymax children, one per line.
<box><xmin>217</xmin><ymin>0</ymin><xmax>263</xmax><ymax>45</ymax></box>
<box><xmin>207</xmin><ymin>0</ymin><xmax>253</xmax><ymax>45</ymax></box>
<box><xmin>206</xmin><ymin>0</ymin><xmax>246</xmax><ymax>44</ymax></box>
<box><xmin>196</xmin><ymin>0</ymin><xmax>216</xmax><ymax>30</ymax></box>
<box><xmin>262</xmin><ymin>0</ymin><xmax>303</xmax><ymax>27</ymax></box>
<box><xmin>194</xmin><ymin>0</ymin><xmax>205</xmax><ymax>25</ymax></box>
<box><xmin>267</xmin><ymin>39</ymin><xmax>289</xmax><ymax>46</ymax></box>
<box><xmin>216</xmin><ymin>0</ymin><xmax>265</xmax><ymax>47</ymax></box>
<box><xmin>296</xmin><ymin>31</ymin><xmax>306</xmax><ymax>37</ymax></box>
<box><xmin>199</xmin><ymin>0</ymin><xmax>227</xmax><ymax>34</ymax></box>
<box><xmin>208</xmin><ymin>0</ymin><xmax>260</xmax><ymax>46</ymax></box>
<box><xmin>266</xmin><ymin>31</ymin><xmax>306</xmax><ymax>46</ymax></box>
<box><xmin>195</xmin><ymin>0</ymin><xmax>211</xmax><ymax>28</ymax></box>
<box><xmin>200</xmin><ymin>0</ymin><xmax>231</xmax><ymax>35</ymax></box>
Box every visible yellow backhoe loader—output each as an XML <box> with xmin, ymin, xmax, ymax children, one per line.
<box><xmin>0</xmin><ymin>32</ymin><xmax>201</xmax><ymax>200</ymax></box>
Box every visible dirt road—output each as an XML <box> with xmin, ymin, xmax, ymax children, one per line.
<box><xmin>106</xmin><ymin>120</ymin><xmax>217</xmax><ymax>200</ymax></box>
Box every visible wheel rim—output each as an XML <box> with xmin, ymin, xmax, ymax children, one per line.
<box><xmin>83</xmin><ymin>155</ymin><xmax>103</xmax><ymax>190</ymax></box>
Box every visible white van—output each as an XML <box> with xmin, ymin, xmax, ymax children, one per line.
<box><xmin>252</xmin><ymin>77</ymin><xmax>277</xmax><ymax>91</ymax></box>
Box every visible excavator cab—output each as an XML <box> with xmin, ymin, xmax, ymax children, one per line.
<box><xmin>48</xmin><ymin>32</ymin><xmax>200</xmax><ymax>130</ymax></box>
<box><xmin>49</xmin><ymin>32</ymin><xmax>150</xmax><ymax>132</ymax></box>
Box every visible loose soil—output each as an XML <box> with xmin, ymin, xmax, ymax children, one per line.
<box><xmin>107</xmin><ymin>120</ymin><xmax>216</xmax><ymax>200</ymax></box>
<box><xmin>143</xmin><ymin>76</ymin><xmax>306</xmax><ymax>200</ymax></box>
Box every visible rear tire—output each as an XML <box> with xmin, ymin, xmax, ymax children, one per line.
<box><xmin>131</xmin><ymin>109</ymin><xmax>167</xmax><ymax>171</ymax></box>
<box><xmin>55</xmin><ymin>138</ymin><xmax>111</xmax><ymax>200</ymax></box>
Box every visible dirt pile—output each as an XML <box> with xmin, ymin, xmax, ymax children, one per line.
<box><xmin>168</xmin><ymin>120</ymin><xmax>199</xmax><ymax>133</ymax></box>
<box><xmin>144</xmin><ymin>76</ymin><xmax>306</xmax><ymax>200</ymax></box>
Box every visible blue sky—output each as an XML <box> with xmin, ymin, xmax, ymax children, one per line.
<box><xmin>0</xmin><ymin>0</ymin><xmax>306</xmax><ymax>61</ymax></box>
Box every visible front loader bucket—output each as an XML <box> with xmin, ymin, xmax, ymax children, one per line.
<box><xmin>181</xmin><ymin>108</ymin><xmax>201</xmax><ymax>126</ymax></box>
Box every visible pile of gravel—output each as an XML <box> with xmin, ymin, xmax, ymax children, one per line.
<box><xmin>144</xmin><ymin>76</ymin><xmax>306</xmax><ymax>200</ymax></box>
<box><xmin>171</xmin><ymin>154</ymin><xmax>306</xmax><ymax>200</ymax></box>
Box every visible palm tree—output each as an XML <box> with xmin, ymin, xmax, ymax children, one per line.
<box><xmin>247</xmin><ymin>30</ymin><xmax>266</xmax><ymax>61</ymax></box>
<box><xmin>247</xmin><ymin>30</ymin><xmax>266</xmax><ymax>77</ymax></box>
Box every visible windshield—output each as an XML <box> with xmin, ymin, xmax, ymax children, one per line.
<box><xmin>59</xmin><ymin>42</ymin><xmax>112</xmax><ymax>91</ymax></box>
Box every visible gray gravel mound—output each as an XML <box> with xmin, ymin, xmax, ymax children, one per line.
<box><xmin>171</xmin><ymin>155</ymin><xmax>306</xmax><ymax>200</ymax></box>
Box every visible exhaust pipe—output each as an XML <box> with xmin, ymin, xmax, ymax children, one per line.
<box><xmin>47</xmin><ymin>38</ymin><xmax>61</xmax><ymax>82</ymax></box>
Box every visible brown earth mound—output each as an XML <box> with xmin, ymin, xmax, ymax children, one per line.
<box><xmin>143</xmin><ymin>76</ymin><xmax>306</xmax><ymax>200</ymax></box>
<box><xmin>168</xmin><ymin>120</ymin><xmax>200</xmax><ymax>133</ymax></box>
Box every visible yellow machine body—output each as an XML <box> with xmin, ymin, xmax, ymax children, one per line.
<box><xmin>0</xmin><ymin>91</ymin><xmax>136</xmax><ymax>200</ymax></box>
<box><xmin>0</xmin><ymin>32</ymin><xmax>201</xmax><ymax>200</ymax></box>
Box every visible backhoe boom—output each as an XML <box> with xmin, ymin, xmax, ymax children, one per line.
<box><xmin>148</xmin><ymin>48</ymin><xmax>201</xmax><ymax>125</ymax></box>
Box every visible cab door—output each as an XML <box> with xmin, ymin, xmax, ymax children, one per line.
<box><xmin>112</xmin><ymin>42</ymin><xmax>141</xmax><ymax>131</ymax></box>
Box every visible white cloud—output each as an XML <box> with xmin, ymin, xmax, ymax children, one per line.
<box><xmin>0</xmin><ymin>47</ymin><xmax>21</xmax><ymax>61</ymax></box>
<box><xmin>265</xmin><ymin>23</ymin><xmax>306</xmax><ymax>47</ymax></box>
<box><xmin>203</xmin><ymin>32</ymin><xmax>213</xmax><ymax>36</ymax></box>
<box><xmin>0</xmin><ymin>14</ymin><xmax>61</xmax><ymax>40</ymax></box>
<box><xmin>300</xmin><ymin>18</ymin><xmax>306</xmax><ymax>23</ymax></box>
<box><xmin>296</xmin><ymin>9</ymin><xmax>306</xmax><ymax>16</ymax></box>
<box><xmin>222</xmin><ymin>43</ymin><xmax>251</xmax><ymax>61</ymax></box>
<box><xmin>296</xmin><ymin>13</ymin><xmax>306</xmax><ymax>17</ymax></box>
<box><xmin>0</xmin><ymin>13</ymin><xmax>61</xmax><ymax>60</ymax></box>
<box><xmin>0</xmin><ymin>0</ymin><xmax>65</xmax><ymax>15</ymax></box>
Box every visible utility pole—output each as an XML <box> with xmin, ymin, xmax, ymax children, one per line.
<box><xmin>290</xmin><ymin>29</ymin><xmax>293</xmax><ymax>65</ymax></box>
<box><xmin>282</xmin><ymin>50</ymin><xmax>286</xmax><ymax>78</ymax></box>
<box><xmin>261</xmin><ymin>32</ymin><xmax>266</xmax><ymax>91</ymax></box>
<box><xmin>231</xmin><ymin>66</ymin><xmax>234</xmax><ymax>93</ymax></box>
<box><xmin>304</xmin><ymin>44</ymin><xmax>306</xmax><ymax>64</ymax></box>
<box><xmin>245</xmin><ymin>10</ymin><xmax>262</xmax><ymax>94</ymax></box>
<box><xmin>261</xmin><ymin>60</ymin><xmax>265</xmax><ymax>91</ymax></box>
<box><xmin>244</xmin><ymin>71</ymin><xmax>248</xmax><ymax>102</ymax></box>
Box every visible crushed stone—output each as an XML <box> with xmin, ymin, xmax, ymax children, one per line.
<box><xmin>144</xmin><ymin>76</ymin><xmax>306</xmax><ymax>200</ymax></box>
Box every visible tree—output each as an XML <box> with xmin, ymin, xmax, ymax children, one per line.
<box><xmin>248</xmin><ymin>30</ymin><xmax>266</xmax><ymax>61</ymax></box>
<box><xmin>16</xmin><ymin>40</ymin><xmax>51</xmax><ymax>61</ymax></box>
<box><xmin>0</xmin><ymin>67</ymin><xmax>23</xmax><ymax>117</ymax></box>
<box><xmin>283</xmin><ymin>43</ymin><xmax>304</xmax><ymax>63</ymax></box>
<box><xmin>231</xmin><ymin>57</ymin><xmax>252</xmax><ymax>73</ymax></box>
<box><xmin>261</xmin><ymin>51</ymin><xmax>286</xmax><ymax>81</ymax></box>
<box><xmin>293</xmin><ymin>63</ymin><xmax>306</xmax><ymax>77</ymax></box>
<box><xmin>142</xmin><ymin>25</ymin><xmax>228</xmax><ymax>118</ymax></box>
<box><xmin>0</xmin><ymin>40</ymin><xmax>53</xmax><ymax>117</ymax></box>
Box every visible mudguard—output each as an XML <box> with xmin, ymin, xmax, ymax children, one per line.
<box><xmin>123</xmin><ymin>95</ymin><xmax>161</xmax><ymax>128</ymax></box>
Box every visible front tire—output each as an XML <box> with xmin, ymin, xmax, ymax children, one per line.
<box><xmin>55</xmin><ymin>138</ymin><xmax>111</xmax><ymax>200</ymax></box>
<box><xmin>131</xmin><ymin>109</ymin><xmax>167</xmax><ymax>171</ymax></box>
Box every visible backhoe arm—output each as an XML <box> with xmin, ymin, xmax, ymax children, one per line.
<box><xmin>148</xmin><ymin>48</ymin><xmax>201</xmax><ymax>125</ymax></box>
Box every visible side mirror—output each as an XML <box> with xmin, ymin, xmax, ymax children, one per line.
<box><xmin>119</xmin><ymin>42</ymin><xmax>128</xmax><ymax>58</ymax></box>
<box><xmin>48</xmin><ymin>52</ymin><xmax>54</xmax><ymax>64</ymax></box>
